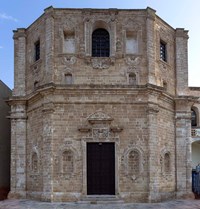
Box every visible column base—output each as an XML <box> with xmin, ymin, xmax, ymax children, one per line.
<box><xmin>8</xmin><ymin>190</ymin><xmax>26</xmax><ymax>199</ymax></box>
<box><xmin>176</xmin><ymin>191</ymin><xmax>194</xmax><ymax>199</ymax></box>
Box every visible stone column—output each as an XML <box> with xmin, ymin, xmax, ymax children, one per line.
<box><xmin>147</xmin><ymin>103</ymin><xmax>160</xmax><ymax>202</ymax></box>
<box><xmin>8</xmin><ymin>101</ymin><xmax>27</xmax><ymax>199</ymax></box>
<box><xmin>146</xmin><ymin>7</ymin><xmax>156</xmax><ymax>85</ymax></box>
<box><xmin>44</xmin><ymin>6</ymin><xmax>54</xmax><ymax>84</ymax></box>
<box><xmin>41</xmin><ymin>100</ymin><xmax>54</xmax><ymax>201</ymax></box>
<box><xmin>175</xmin><ymin>29</ymin><xmax>189</xmax><ymax>95</ymax></box>
<box><xmin>175</xmin><ymin>99</ymin><xmax>194</xmax><ymax>198</ymax></box>
<box><xmin>13</xmin><ymin>29</ymin><xmax>26</xmax><ymax>97</ymax></box>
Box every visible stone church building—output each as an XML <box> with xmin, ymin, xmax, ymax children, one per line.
<box><xmin>8</xmin><ymin>6</ymin><xmax>200</xmax><ymax>202</ymax></box>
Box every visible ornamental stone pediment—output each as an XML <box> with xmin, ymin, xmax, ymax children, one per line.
<box><xmin>87</xmin><ymin>111</ymin><xmax>113</xmax><ymax>124</ymax></box>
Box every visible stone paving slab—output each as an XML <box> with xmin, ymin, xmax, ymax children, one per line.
<box><xmin>0</xmin><ymin>199</ymin><xmax>200</xmax><ymax>209</ymax></box>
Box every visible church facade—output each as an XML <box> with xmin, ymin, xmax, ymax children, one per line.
<box><xmin>8</xmin><ymin>6</ymin><xmax>200</xmax><ymax>202</ymax></box>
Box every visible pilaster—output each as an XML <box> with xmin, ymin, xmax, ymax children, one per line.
<box><xmin>13</xmin><ymin>29</ymin><xmax>26</xmax><ymax>96</ymax></box>
<box><xmin>41</xmin><ymin>101</ymin><xmax>54</xmax><ymax>201</ymax></box>
<box><xmin>175</xmin><ymin>98</ymin><xmax>195</xmax><ymax>199</ymax></box>
<box><xmin>147</xmin><ymin>103</ymin><xmax>160</xmax><ymax>202</ymax></box>
<box><xmin>175</xmin><ymin>29</ymin><xmax>189</xmax><ymax>95</ymax></box>
<box><xmin>8</xmin><ymin>100</ymin><xmax>27</xmax><ymax>199</ymax></box>
<box><xmin>44</xmin><ymin>6</ymin><xmax>55</xmax><ymax>84</ymax></box>
<box><xmin>146</xmin><ymin>7</ymin><xmax>156</xmax><ymax>85</ymax></box>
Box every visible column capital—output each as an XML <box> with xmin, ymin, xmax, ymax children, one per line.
<box><xmin>146</xmin><ymin>7</ymin><xmax>156</xmax><ymax>21</ymax></box>
<box><xmin>175</xmin><ymin>111</ymin><xmax>191</xmax><ymax>120</ymax></box>
<box><xmin>13</xmin><ymin>28</ymin><xmax>26</xmax><ymax>39</ymax></box>
<box><xmin>175</xmin><ymin>28</ymin><xmax>189</xmax><ymax>39</ymax></box>
<box><xmin>146</xmin><ymin>104</ymin><xmax>159</xmax><ymax>114</ymax></box>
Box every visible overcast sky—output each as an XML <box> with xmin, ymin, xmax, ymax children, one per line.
<box><xmin>0</xmin><ymin>0</ymin><xmax>200</xmax><ymax>89</ymax></box>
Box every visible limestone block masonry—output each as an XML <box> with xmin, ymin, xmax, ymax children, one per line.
<box><xmin>8</xmin><ymin>6</ymin><xmax>200</xmax><ymax>203</ymax></box>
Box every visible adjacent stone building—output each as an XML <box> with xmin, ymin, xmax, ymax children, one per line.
<box><xmin>0</xmin><ymin>80</ymin><xmax>11</xmax><ymax>200</ymax></box>
<box><xmin>8</xmin><ymin>6</ymin><xmax>200</xmax><ymax>202</ymax></box>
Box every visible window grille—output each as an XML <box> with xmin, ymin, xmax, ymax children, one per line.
<box><xmin>160</xmin><ymin>41</ymin><xmax>167</xmax><ymax>62</ymax></box>
<box><xmin>35</xmin><ymin>40</ymin><xmax>40</xmax><ymax>61</ymax></box>
<box><xmin>191</xmin><ymin>109</ymin><xmax>197</xmax><ymax>127</ymax></box>
<box><xmin>92</xmin><ymin>29</ymin><xmax>110</xmax><ymax>57</ymax></box>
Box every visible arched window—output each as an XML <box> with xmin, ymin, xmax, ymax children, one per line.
<box><xmin>129</xmin><ymin>73</ymin><xmax>136</xmax><ymax>85</ymax></box>
<box><xmin>32</xmin><ymin>152</ymin><xmax>38</xmax><ymax>172</ymax></box>
<box><xmin>164</xmin><ymin>153</ymin><xmax>170</xmax><ymax>173</ymax></box>
<box><xmin>191</xmin><ymin>109</ymin><xmax>197</xmax><ymax>127</ymax></box>
<box><xmin>128</xmin><ymin>150</ymin><xmax>140</xmax><ymax>175</ymax></box>
<box><xmin>163</xmin><ymin>80</ymin><xmax>167</xmax><ymax>90</ymax></box>
<box><xmin>62</xmin><ymin>150</ymin><xmax>74</xmax><ymax>175</ymax></box>
<box><xmin>92</xmin><ymin>29</ymin><xmax>110</xmax><ymax>57</ymax></box>
<box><xmin>34</xmin><ymin>81</ymin><xmax>39</xmax><ymax>89</ymax></box>
<box><xmin>65</xmin><ymin>73</ymin><xmax>73</xmax><ymax>85</ymax></box>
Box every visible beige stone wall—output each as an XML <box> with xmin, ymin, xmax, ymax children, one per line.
<box><xmin>9</xmin><ymin>6</ymin><xmax>199</xmax><ymax>203</ymax></box>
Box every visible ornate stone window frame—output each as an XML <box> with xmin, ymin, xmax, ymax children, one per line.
<box><xmin>85</xmin><ymin>19</ymin><xmax>116</xmax><ymax>57</ymax></box>
<box><xmin>123</xmin><ymin>146</ymin><xmax>144</xmax><ymax>181</ymax></box>
<box><xmin>59</xmin><ymin>145</ymin><xmax>78</xmax><ymax>178</ymax></box>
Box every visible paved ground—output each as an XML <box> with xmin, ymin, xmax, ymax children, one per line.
<box><xmin>0</xmin><ymin>199</ymin><xmax>200</xmax><ymax>209</ymax></box>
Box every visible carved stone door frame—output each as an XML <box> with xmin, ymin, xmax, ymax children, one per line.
<box><xmin>78</xmin><ymin>111</ymin><xmax>123</xmax><ymax>197</ymax></box>
<box><xmin>81</xmin><ymin>137</ymin><xmax>120</xmax><ymax>196</ymax></box>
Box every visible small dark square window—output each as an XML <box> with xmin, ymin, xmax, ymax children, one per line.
<box><xmin>34</xmin><ymin>40</ymin><xmax>40</xmax><ymax>61</ymax></box>
<box><xmin>160</xmin><ymin>41</ymin><xmax>167</xmax><ymax>62</ymax></box>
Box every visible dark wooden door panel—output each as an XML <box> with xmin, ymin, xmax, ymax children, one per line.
<box><xmin>87</xmin><ymin>142</ymin><xmax>115</xmax><ymax>195</ymax></box>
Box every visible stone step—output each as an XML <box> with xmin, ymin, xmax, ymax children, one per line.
<box><xmin>78</xmin><ymin>195</ymin><xmax>124</xmax><ymax>204</ymax></box>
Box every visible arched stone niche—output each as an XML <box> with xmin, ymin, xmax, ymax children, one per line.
<box><xmin>30</xmin><ymin>146</ymin><xmax>40</xmax><ymax>174</ymax></box>
<box><xmin>122</xmin><ymin>146</ymin><xmax>145</xmax><ymax>182</ymax></box>
<box><xmin>58</xmin><ymin>144</ymin><xmax>79</xmax><ymax>179</ymax></box>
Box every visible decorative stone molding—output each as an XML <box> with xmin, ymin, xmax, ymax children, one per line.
<box><xmin>146</xmin><ymin>104</ymin><xmax>159</xmax><ymax>114</ymax></box>
<box><xmin>61</xmin><ymin>56</ymin><xmax>77</xmax><ymax>65</ymax></box>
<box><xmin>63</xmin><ymin>17</ymin><xmax>77</xmax><ymax>31</ymax></box>
<box><xmin>85</xmin><ymin>57</ymin><xmax>114</xmax><ymax>69</ymax></box>
<box><xmin>31</xmin><ymin>59</ymin><xmax>42</xmax><ymax>76</ymax></box>
<box><xmin>123</xmin><ymin>19</ymin><xmax>142</xmax><ymax>30</ymax></box>
<box><xmin>78</xmin><ymin>125</ymin><xmax>91</xmax><ymax>133</ymax></box>
<box><xmin>78</xmin><ymin>112</ymin><xmax>123</xmax><ymax>140</ymax></box>
<box><xmin>87</xmin><ymin>111</ymin><xmax>113</xmax><ymax>124</ymax></box>
<box><xmin>110</xmin><ymin>125</ymin><xmax>123</xmax><ymax>133</ymax></box>
<box><xmin>57</xmin><ymin>142</ymin><xmax>80</xmax><ymax>179</ymax></box>
<box><xmin>125</xmin><ymin>56</ymin><xmax>142</xmax><ymax>68</ymax></box>
<box><xmin>42</xmin><ymin>103</ymin><xmax>55</xmax><ymax>113</ymax></box>
<box><xmin>92</xmin><ymin>128</ymin><xmax>110</xmax><ymax>139</ymax></box>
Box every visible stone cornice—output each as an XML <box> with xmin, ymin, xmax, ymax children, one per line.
<box><xmin>175</xmin><ymin>28</ymin><xmax>189</xmax><ymax>39</ymax></box>
<box><xmin>10</xmin><ymin>83</ymin><xmax>176</xmax><ymax>106</ymax></box>
<box><xmin>7</xmin><ymin>97</ymin><xmax>27</xmax><ymax>106</ymax></box>
<box><xmin>175</xmin><ymin>96</ymin><xmax>199</xmax><ymax>103</ymax></box>
<box><xmin>146</xmin><ymin>7</ymin><xmax>156</xmax><ymax>21</ymax></box>
<box><xmin>13</xmin><ymin>28</ymin><xmax>26</xmax><ymax>39</ymax></box>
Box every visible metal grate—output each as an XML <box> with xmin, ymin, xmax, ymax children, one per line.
<box><xmin>160</xmin><ymin>41</ymin><xmax>167</xmax><ymax>62</ymax></box>
<box><xmin>35</xmin><ymin>40</ymin><xmax>40</xmax><ymax>61</ymax></box>
<box><xmin>92</xmin><ymin>29</ymin><xmax>110</xmax><ymax>57</ymax></box>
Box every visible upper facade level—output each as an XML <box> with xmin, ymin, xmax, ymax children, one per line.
<box><xmin>13</xmin><ymin>6</ymin><xmax>189</xmax><ymax>97</ymax></box>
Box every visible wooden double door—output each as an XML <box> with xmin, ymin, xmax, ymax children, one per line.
<box><xmin>87</xmin><ymin>142</ymin><xmax>115</xmax><ymax>195</ymax></box>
